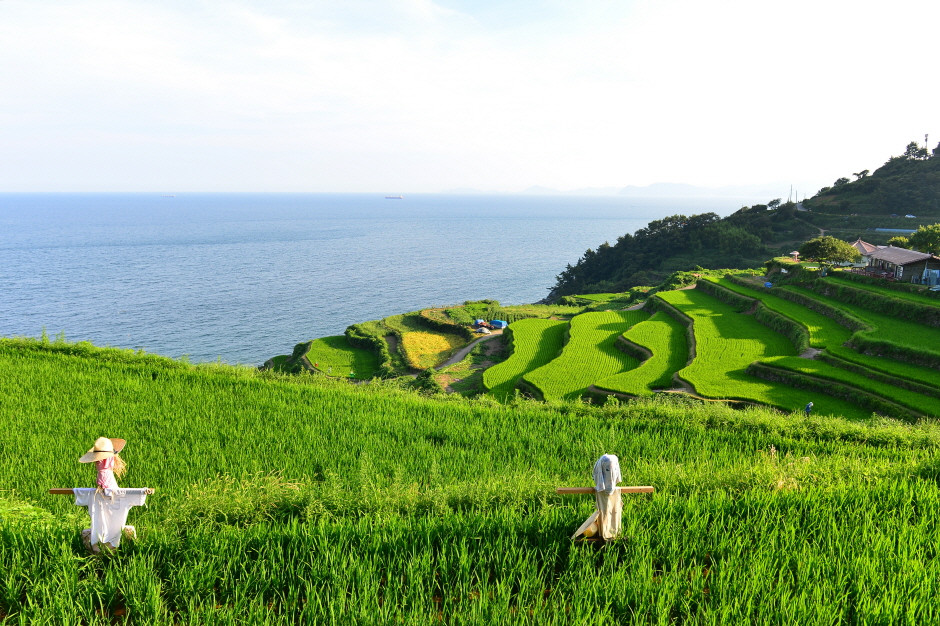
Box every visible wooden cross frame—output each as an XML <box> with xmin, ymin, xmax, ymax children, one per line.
<box><xmin>556</xmin><ymin>485</ymin><xmax>655</xmax><ymax>541</ymax></box>
<box><xmin>49</xmin><ymin>488</ymin><xmax>156</xmax><ymax>495</ymax></box>
<box><xmin>556</xmin><ymin>486</ymin><xmax>654</xmax><ymax>495</ymax></box>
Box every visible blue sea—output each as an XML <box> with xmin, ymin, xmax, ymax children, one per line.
<box><xmin>0</xmin><ymin>193</ymin><xmax>760</xmax><ymax>365</ymax></box>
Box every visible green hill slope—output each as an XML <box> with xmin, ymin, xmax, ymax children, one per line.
<box><xmin>549</xmin><ymin>141</ymin><xmax>940</xmax><ymax>298</ymax></box>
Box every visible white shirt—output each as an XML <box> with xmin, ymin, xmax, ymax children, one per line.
<box><xmin>73</xmin><ymin>488</ymin><xmax>149</xmax><ymax>548</ymax></box>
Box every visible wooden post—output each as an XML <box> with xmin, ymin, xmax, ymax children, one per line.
<box><xmin>556</xmin><ymin>486</ymin><xmax>654</xmax><ymax>495</ymax></box>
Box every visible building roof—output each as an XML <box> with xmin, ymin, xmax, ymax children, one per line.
<box><xmin>868</xmin><ymin>245</ymin><xmax>932</xmax><ymax>266</ymax></box>
<box><xmin>851</xmin><ymin>238</ymin><xmax>880</xmax><ymax>255</ymax></box>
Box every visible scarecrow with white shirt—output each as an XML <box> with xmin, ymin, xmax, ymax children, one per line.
<box><xmin>74</xmin><ymin>437</ymin><xmax>152</xmax><ymax>553</ymax></box>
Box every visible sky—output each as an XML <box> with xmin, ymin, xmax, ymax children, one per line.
<box><xmin>0</xmin><ymin>0</ymin><xmax>937</xmax><ymax>194</ymax></box>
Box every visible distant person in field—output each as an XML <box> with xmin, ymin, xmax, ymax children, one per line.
<box><xmin>79</xmin><ymin>437</ymin><xmax>127</xmax><ymax>489</ymax></box>
<box><xmin>804</xmin><ymin>402</ymin><xmax>814</xmax><ymax>417</ymax></box>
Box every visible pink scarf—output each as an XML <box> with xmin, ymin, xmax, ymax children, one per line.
<box><xmin>95</xmin><ymin>456</ymin><xmax>118</xmax><ymax>490</ymax></box>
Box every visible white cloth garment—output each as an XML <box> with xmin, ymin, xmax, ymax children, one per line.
<box><xmin>572</xmin><ymin>454</ymin><xmax>624</xmax><ymax>541</ymax></box>
<box><xmin>593</xmin><ymin>455</ymin><xmax>623</xmax><ymax>540</ymax></box>
<box><xmin>593</xmin><ymin>454</ymin><xmax>622</xmax><ymax>494</ymax></box>
<box><xmin>73</xmin><ymin>488</ymin><xmax>149</xmax><ymax>550</ymax></box>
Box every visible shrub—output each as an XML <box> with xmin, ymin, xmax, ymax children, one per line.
<box><xmin>345</xmin><ymin>323</ymin><xmax>395</xmax><ymax>377</ymax></box>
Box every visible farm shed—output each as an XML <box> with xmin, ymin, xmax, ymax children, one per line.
<box><xmin>490</xmin><ymin>320</ymin><xmax>508</xmax><ymax>329</ymax></box>
<box><xmin>866</xmin><ymin>246</ymin><xmax>940</xmax><ymax>283</ymax></box>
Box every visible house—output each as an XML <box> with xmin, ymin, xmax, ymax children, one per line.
<box><xmin>847</xmin><ymin>238</ymin><xmax>881</xmax><ymax>267</ymax></box>
<box><xmin>867</xmin><ymin>246</ymin><xmax>940</xmax><ymax>283</ymax></box>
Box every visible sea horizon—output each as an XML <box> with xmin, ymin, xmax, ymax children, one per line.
<box><xmin>0</xmin><ymin>192</ymin><xmax>772</xmax><ymax>364</ymax></box>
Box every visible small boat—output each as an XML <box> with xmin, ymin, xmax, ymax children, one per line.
<box><xmin>385</xmin><ymin>195</ymin><xmax>403</xmax><ymax>199</ymax></box>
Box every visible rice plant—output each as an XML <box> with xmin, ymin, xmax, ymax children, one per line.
<box><xmin>5</xmin><ymin>332</ymin><xmax>940</xmax><ymax>622</ymax></box>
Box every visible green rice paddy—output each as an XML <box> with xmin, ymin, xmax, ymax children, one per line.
<box><xmin>482</xmin><ymin>318</ymin><xmax>568</xmax><ymax>400</ymax></box>
<box><xmin>304</xmin><ymin>335</ymin><xmax>379</xmax><ymax>378</ymax></box>
<box><xmin>655</xmin><ymin>289</ymin><xmax>868</xmax><ymax>419</ymax></box>
<box><xmin>595</xmin><ymin>311</ymin><xmax>688</xmax><ymax>396</ymax></box>
<box><xmin>522</xmin><ymin>310</ymin><xmax>648</xmax><ymax>401</ymax></box>
<box><xmin>4</xmin><ymin>338</ymin><xmax>940</xmax><ymax>623</ymax></box>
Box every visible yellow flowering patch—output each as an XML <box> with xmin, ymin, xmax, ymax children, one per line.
<box><xmin>401</xmin><ymin>331</ymin><xmax>466</xmax><ymax>369</ymax></box>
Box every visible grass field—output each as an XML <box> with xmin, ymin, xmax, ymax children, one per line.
<box><xmin>4</xmin><ymin>338</ymin><xmax>940</xmax><ymax>622</ymax></box>
<box><xmin>522</xmin><ymin>310</ymin><xmax>648</xmax><ymax>401</ymax></box>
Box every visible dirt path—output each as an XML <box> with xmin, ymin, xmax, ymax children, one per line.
<box><xmin>439</xmin><ymin>331</ymin><xmax>503</xmax><ymax>368</ymax></box>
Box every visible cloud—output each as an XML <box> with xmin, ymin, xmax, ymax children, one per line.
<box><xmin>0</xmin><ymin>0</ymin><xmax>936</xmax><ymax>191</ymax></box>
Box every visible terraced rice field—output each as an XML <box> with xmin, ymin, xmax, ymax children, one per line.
<box><xmin>764</xmin><ymin>356</ymin><xmax>940</xmax><ymax>419</ymax></box>
<box><xmin>714</xmin><ymin>277</ymin><xmax>852</xmax><ymax>349</ymax></box>
<box><xmin>595</xmin><ymin>311</ymin><xmax>688</xmax><ymax>396</ymax></box>
<box><xmin>400</xmin><ymin>331</ymin><xmax>466</xmax><ymax>369</ymax></box>
<box><xmin>784</xmin><ymin>286</ymin><xmax>940</xmax><ymax>354</ymax></box>
<box><xmin>824</xmin><ymin>273</ymin><xmax>940</xmax><ymax>305</ymax></box>
<box><xmin>716</xmin><ymin>277</ymin><xmax>940</xmax><ymax>392</ymax></box>
<box><xmin>304</xmin><ymin>336</ymin><xmax>379</xmax><ymax>378</ymax></box>
<box><xmin>656</xmin><ymin>289</ymin><xmax>868</xmax><ymax>418</ymax></box>
<box><xmin>522</xmin><ymin>310</ymin><xmax>648</xmax><ymax>401</ymax></box>
<box><xmin>482</xmin><ymin>318</ymin><xmax>568</xmax><ymax>400</ymax></box>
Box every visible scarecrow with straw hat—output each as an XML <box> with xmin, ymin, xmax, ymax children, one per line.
<box><xmin>62</xmin><ymin>437</ymin><xmax>154</xmax><ymax>553</ymax></box>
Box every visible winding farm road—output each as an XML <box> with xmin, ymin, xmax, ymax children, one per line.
<box><xmin>439</xmin><ymin>331</ymin><xmax>503</xmax><ymax>368</ymax></box>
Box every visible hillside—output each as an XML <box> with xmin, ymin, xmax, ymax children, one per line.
<box><xmin>263</xmin><ymin>265</ymin><xmax>940</xmax><ymax>424</ymax></box>
<box><xmin>549</xmin><ymin>140</ymin><xmax>940</xmax><ymax>298</ymax></box>
<box><xmin>4</xmin><ymin>338</ymin><xmax>940</xmax><ymax>622</ymax></box>
<box><xmin>804</xmin><ymin>140</ymin><xmax>940</xmax><ymax>215</ymax></box>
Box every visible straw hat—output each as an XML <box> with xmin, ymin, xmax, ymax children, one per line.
<box><xmin>78</xmin><ymin>437</ymin><xmax>126</xmax><ymax>463</ymax></box>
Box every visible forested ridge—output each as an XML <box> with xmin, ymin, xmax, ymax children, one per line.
<box><xmin>549</xmin><ymin>140</ymin><xmax>940</xmax><ymax>299</ymax></box>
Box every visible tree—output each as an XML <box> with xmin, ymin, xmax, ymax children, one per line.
<box><xmin>798</xmin><ymin>236</ymin><xmax>861</xmax><ymax>264</ymax></box>
<box><xmin>909</xmin><ymin>224</ymin><xmax>940</xmax><ymax>254</ymax></box>
<box><xmin>853</xmin><ymin>169</ymin><xmax>869</xmax><ymax>180</ymax></box>
<box><xmin>833</xmin><ymin>177</ymin><xmax>850</xmax><ymax>187</ymax></box>
<box><xmin>768</xmin><ymin>198</ymin><xmax>782</xmax><ymax>210</ymax></box>
<box><xmin>905</xmin><ymin>141</ymin><xmax>929</xmax><ymax>160</ymax></box>
<box><xmin>886</xmin><ymin>236</ymin><xmax>910</xmax><ymax>248</ymax></box>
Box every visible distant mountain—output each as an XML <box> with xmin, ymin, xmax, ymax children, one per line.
<box><xmin>516</xmin><ymin>182</ymin><xmax>797</xmax><ymax>199</ymax></box>
<box><xmin>617</xmin><ymin>182</ymin><xmax>795</xmax><ymax>199</ymax></box>
<box><xmin>518</xmin><ymin>185</ymin><xmax>623</xmax><ymax>196</ymax></box>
